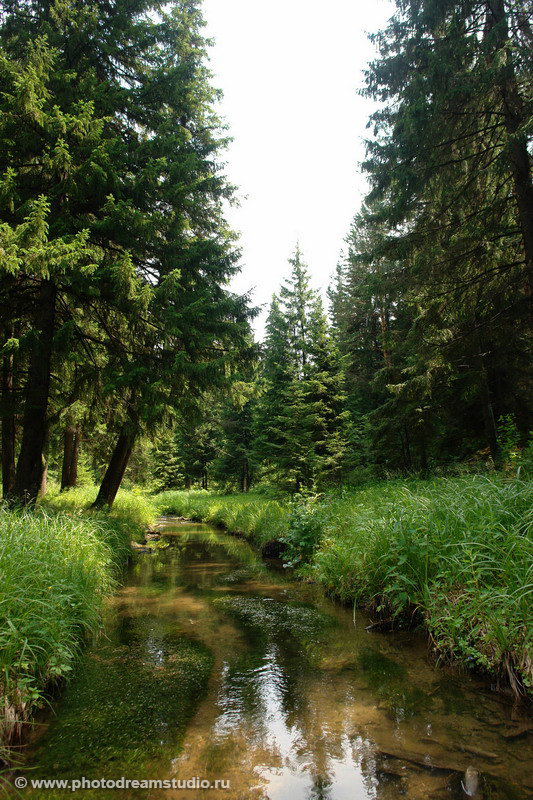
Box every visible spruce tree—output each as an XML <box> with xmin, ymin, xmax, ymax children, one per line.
<box><xmin>341</xmin><ymin>0</ymin><xmax>533</xmax><ymax>470</ymax></box>
<box><xmin>256</xmin><ymin>249</ymin><xmax>349</xmax><ymax>490</ymax></box>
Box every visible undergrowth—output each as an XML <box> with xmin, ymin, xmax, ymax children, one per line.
<box><xmin>308</xmin><ymin>476</ymin><xmax>532</xmax><ymax>693</ymax></box>
<box><xmin>0</xmin><ymin>484</ymin><xmax>156</xmax><ymax>751</ymax></box>
<box><xmin>40</xmin><ymin>484</ymin><xmax>157</xmax><ymax>533</ymax></box>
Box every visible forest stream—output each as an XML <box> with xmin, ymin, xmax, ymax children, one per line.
<box><xmin>17</xmin><ymin>520</ymin><xmax>532</xmax><ymax>800</ymax></box>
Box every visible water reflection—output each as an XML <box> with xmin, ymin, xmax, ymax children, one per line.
<box><xmin>20</xmin><ymin>523</ymin><xmax>533</xmax><ymax>800</ymax></box>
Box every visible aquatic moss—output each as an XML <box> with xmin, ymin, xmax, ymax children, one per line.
<box><xmin>358</xmin><ymin>647</ymin><xmax>433</xmax><ymax>720</ymax></box>
<box><xmin>24</xmin><ymin>628</ymin><xmax>213</xmax><ymax>798</ymax></box>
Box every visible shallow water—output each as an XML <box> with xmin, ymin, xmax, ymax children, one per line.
<box><xmin>17</xmin><ymin>521</ymin><xmax>533</xmax><ymax>799</ymax></box>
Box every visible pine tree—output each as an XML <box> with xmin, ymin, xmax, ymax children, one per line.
<box><xmin>254</xmin><ymin>296</ymin><xmax>306</xmax><ymax>490</ymax></box>
<box><xmin>345</xmin><ymin>0</ymin><xmax>533</xmax><ymax>469</ymax></box>
<box><xmin>280</xmin><ymin>245</ymin><xmax>315</xmax><ymax>373</ymax></box>
<box><xmin>214</xmin><ymin>376</ymin><xmax>258</xmax><ymax>492</ymax></box>
<box><xmin>306</xmin><ymin>296</ymin><xmax>349</xmax><ymax>485</ymax></box>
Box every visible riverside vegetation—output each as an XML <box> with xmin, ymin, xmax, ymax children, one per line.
<box><xmin>158</xmin><ymin>476</ymin><xmax>533</xmax><ymax>696</ymax></box>
<box><xmin>0</xmin><ymin>473</ymin><xmax>531</xmax><ymax>763</ymax></box>
<box><xmin>0</xmin><ymin>488</ymin><xmax>156</xmax><ymax>750</ymax></box>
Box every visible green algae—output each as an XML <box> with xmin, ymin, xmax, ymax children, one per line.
<box><xmin>25</xmin><ymin>628</ymin><xmax>212</xmax><ymax>793</ymax></box>
<box><xmin>213</xmin><ymin>596</ymin><xmax>334</xmax><ymax>641</ymax></box>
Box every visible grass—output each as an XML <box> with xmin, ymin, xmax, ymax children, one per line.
<box><xmin>40</xmin><ymin>483</ymin><xmax>158</xmax><ymax>532</ymax></box>
<box><xmin>1</xmin><ymin>471</ymin><xmax>530</xmax><ymax>758</ymax></box>
<box><xmin>157</xmin><ymin>476</ymin><xmax>533</xmax><ymax>694</ymax></box>
<box><xmin>308</xmin><ymin>476</ymin><xmax>533</xmax><ymax>693</ymax></box>
<box><xmin>156</xmin><ymin>488</ymin><xmax>289</xmax><ymax>547</ymax></box>
<box><xmin>0</xmin><ymin>485</ymin><xmax>157</xmax><ymax>752</ymax></box>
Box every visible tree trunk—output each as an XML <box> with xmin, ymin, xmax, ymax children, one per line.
<box><xmin>61</xmin><ymin>424</ymin><xmax>81</xmax><ymax>490</ymax></box>
<box><xmin>379</xmin><ymin>303</ymin><xmax>392</xmax><ymax>368</ymax></box>
<box><xmin>419</xmin><ymin>429</ymin><xmax>429</xmax><ymax>477</ymax></box>
<box><xmin>92</xmin><ymin>428</ymin><xmax>135</xmax><ymax>509</ymax></box>
<box><xmin>478</xmin><ymin>363</ymin><xmax>501</xmax><ymax>468</ymax></box>
<box><xmin>9</xmin><ymin>279</ymin><xmax>56</xmax><ymax>505</ymax></box>
<box><xmin>240</xmin><ymin>459</ymin><xmax>250</xmax><ymax>493</ymax></box>
<box><xmin>403</xmin><ymin>423</ymin><xmax>412</xmax><ymax>471</ymax></box>
<box><xmin>475</xmin><ymin>330</ymin><xmax>502</xmax><ymax>468</ymax></box>
<box><xmin>1</xmin><ymin>326</ymin><xmax>16</xmax><ymax>498</ymax></box>
<box><xmin>40</xmin><ymin>452</ymin><xmax>48</xmax><ymax>498</ymax></box>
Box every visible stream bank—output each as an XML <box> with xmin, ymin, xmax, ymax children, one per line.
<box><xmin>10</xmin><ymin>519</ymin><xmax>533</xmax><ymax>800</ymax></box>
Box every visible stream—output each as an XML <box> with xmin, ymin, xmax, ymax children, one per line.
<box><xmin>18</xmin><ymin>520</ymin><xmax>533</xmax><ymax>799</ymax></box>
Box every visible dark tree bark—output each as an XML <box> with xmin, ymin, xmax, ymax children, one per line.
<box><xmin>9</xmin><ymin>279</ymin><xmax>56</xmax><ymax>505</ymax></box>
<box><xmin>379</xmin><ymin>303</ymin><xmax>392</xmax><ymax>368</ymax></box>
<box><xmin>402</xmin><ymin>423</ymin><xmax>412</xmax><ymax>472</ymax></box>
<box><xmin>61</xmin><ymin>424</ymin><xmax>81</xmax><ymax>490</ymax></box>
<box><xmin>479</xmin><ymin>367</ymin><xmax>501</xmax><ymax>468</ymax></box>
<box><xmin>240</xmin><ymin>459</ymin><xmax>250</xmax><ymax>493</ymax></box>
<box><xmin>92</xmin><ymin>428</ymin><xmax>135</xmax><ymax>509</ymax></box>
<box><xmin>1</xmin><ymin>325</ymin><xmax>16</xmax><ymax>498</ymax></box>
<box><xmin>40</xmin><ymin>453</ymin><xmax>48</xmax><ymax>498</ymax></box>
<box><xmin>476</xmin><ymin>330</ymin><xmax>502</xmax><ymax>468</ymax></box>
<box><xmin>419</xmin><ymin>429</ymin><xmax>429</xmax><ymax>477</ymax></box>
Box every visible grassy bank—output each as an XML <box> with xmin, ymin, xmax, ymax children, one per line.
<box><xmin>157</xmin><ymin>476</ymin><xmax>533</xmax><ymax>694</ymax></box>
<box><xmin>156</xmin><ymin>489</ymin><xmax>289</xmax><ymax>546</ymax></box>
<box><xmin>40</xmin><ymin>484</ymin><xmax>158</xmax><ymax>531</ymax></box>
<box><xmin>0</xmin><ymin>487</ymin><xmax>157</xmax><ymax>750</ymax></box>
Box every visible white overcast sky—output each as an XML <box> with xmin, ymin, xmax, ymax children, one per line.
<box><xmin>202</xmin><ymin>0</ymin><xmax>394</xmax><ymax>336</ymax></box>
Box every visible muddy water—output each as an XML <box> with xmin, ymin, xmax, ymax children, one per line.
<box><xmin>20</xmin><ymin>521</ymin><xmax>532</xmax><ymax>799</ymax></box>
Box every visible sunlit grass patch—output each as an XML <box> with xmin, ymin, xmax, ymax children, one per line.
<box><xmin>41</xmin><ymin>484</ymin><xmax>158</xmax><ymax>534</ymax></box>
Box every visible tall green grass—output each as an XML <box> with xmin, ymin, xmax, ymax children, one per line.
<box><xmin>156</xmin><ymin>489</ymin><xmax>289</xmax><ymax>546</ymax></box>
<box><xmin>1</xmin><ymin>483</ymin><xmax>156</xmax><ymax>750</ymax></box>
<box><xmin>158</xmin><ymin>477</ymin><xmax>532</xmax><ymax>693</ymax></box>
<box><xmin>309</xmin><ymin>477</ymin><xmax>532</xmax><ymax>691</ymax></box>
<box><xmin>40</xmin><ymin>484</ymin><xmax>157</xmax><ymax>533</ymax></box>
<box><xmin>0</xmin><ymin>508</ymin><xmax>134</xmax><ymax>745</ymax></box>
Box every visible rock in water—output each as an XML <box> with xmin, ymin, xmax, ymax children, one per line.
<box><xmin>461</xmin><ymin>766</ymin><xmax>480</xmax><ymax>797</ymax></box>
<box><xmin>130</xmin><ymin>541</ymin><xmax>151</xmax><ymax>553</ymax></box>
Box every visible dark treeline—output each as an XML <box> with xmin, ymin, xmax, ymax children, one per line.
<box><xmin>1</xmin><ymin>0</ymin><xmax>531</xmax><ymax>503</ymax></box>
<box><xmin>152</xmin><ymin>0</ymin><xmax>532</xmax><ymax>492</ymax></box>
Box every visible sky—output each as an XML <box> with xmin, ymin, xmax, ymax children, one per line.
<box><xmin>202</xmin><ymin>0</ymin><xmax>394</xmax><ymax>336</ymax></box>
